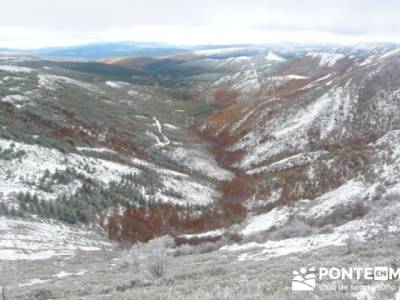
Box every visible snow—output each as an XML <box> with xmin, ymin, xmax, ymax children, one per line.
<box><xmin>247</xmin><ymin>74</ymin><xmax>309</xmax><ymax>92</ymax></box>
<box><xmin>267</xmin><ymin>75</ymin><xmax>308</xmax><ymax>84</ymax></box>
<box><xmin>75</xmin><ymin>270</ymin><xmax>87</xmax><ymax>276</ymax></box>
<box><xmin>0</xmin><ymin>65</ymin><xmax>34</xmax><ymax>73</ymax></box>
<box><xmin>275</xmin><ymin>91</ymin><xmax>333</xmax><ymax>137</ymax></box>
<box><xmin>224</xmin><ymin>218</ymin><xmax>373</xmax><ymax>261</ymax></box>
<box><xmin>181</xmin><ymin>229</ymin><xmax>224</xmax><ymax>239</ymax></box>
<box><xmin>110</xmin><ymin>152</ymin><xmax>221</xmax><ymax>206</ymax></box>
<box><xmin>314</xmin><ymin>74</ymin><xmax>331</xmax><ymax>82</ymax></box>
<box><xmin>0</xmin><ymin>138</ymin><xmax>141</xmax><ymax>201</ymax></box>
<box><xmin>226</xmin><ymin>56</ymin><xmax>251</xmax><ymax>63</ymax></box>
<box><xmin>18</xmin><ymin>269</ymin><xmax>87</xmax><ymax>287</ymax></box>
<box><xmin>380</xmin><ymin>48</ymin><xmax>400</xmax><ymax>59</ymax></box>
<box><xmin>1</xmin><ymin>94</ymin><xmax>28</xmax><ymax>108</ymax></box>
<box><xmin>307</xmin><ymin>52</ymin><xmax>345</xmax><ymax>67</ymax></box>
<box><xmin>128</xmin><ymin>90</ymin><xmax>139</xmax><ymax>96</ymax></box>
<box><xmin>105</xmin><ymin>81</ymin><xmax>128</xmax><ymax>88</ymax></box>
<box><xmin>229</xmin><ymin>107</ymin><xmax>256</xmax><ymax>134</ymax></box>
<box><xmin>129</xmin><ymin>153</ymin><xmax>221</xmax><ymax>206</ymax></box>
<box><xmin>168</xmin><ymin>147</ymin><xmax>234</xmax><ymax>180</ymax></box>
<box><xmin>220</xmin><ymin>172</ymin><xmax>400</xmax><ymax>262</ymax></box>
<box><xmin>215</xmin><ymin>70</ymin><xmax>263</xmax><ymax>94</ymax></box>
<box><xmin>38</xmin><ymin>74</ymin><xmax>100</xmax><ymax>93</ymax></box>
<box><xmin>164</xmin><ymin>123</ymin><xmax>179</xmax><ymax>130</ymax></box>
<box><xmin>53</xmin><ymin>271</ymin><xmax>73</xmax><ymax>278</ymax></box>
<box><xmin>374</xmin><ymin>130</ymin><xmax>400</xmax><ymax>181</ymax></box>
<box><xmin>19</xmin><ymin>278</ymin><xmax>51</xmax><ymax>287</ymax></box>
<box><xmin>359</xmin><ymin>55</ymin><xmax>376</xmax><ymax>67</ymax></box>
<box><xmin>247</xmin><ymin>151</ymin><xmax>328</xmax><ymax>175</ymax></box>
<box><xmin>221</xmin><ymin>231</ymin><xmax>347</xmax><ymax>261</ymax></box>
<box><xmin>194</xmin><ymin>47</ymin><xmax>246</xmax><ymax>56</ymax></box>
<box><xmin>0</xmin><ymin>137</ymin><xmax>219</xmax><ymax>207</ymax></box>
<box><xmin>237</xmin><ymin>87</ymin><xmax>352</xmax><ymax>169</ymax></box>
<box><xmin>265</xmin><ymin>52</ymin><xmax>285</xmax><ymax>62</ymax></box>
<box><xmin>161</xmin><ymin>175</ymin><xmax>218</xmax><ymax>206</ymax></box>
<box><xmin>232</xmin><ymin>78</ymin><xmax>260</xmax><ymax>94</ymax></box>
<box><xmin>241</xmin><ymin>207</ymin><xmax>291</xmax><ymax>235</ymax></box>
<box><xmin>75</xmin><ymin>146</ymin><xmax>116</xmax><ymax>155</ymax></box>
<box><xmin>0</xmin><ymin>216</ymin><xmax>111</xmax><ymax>261</ymax></box>
<box><xmin>305</xmin><ymin>181</ymin><xmax>365</xmax><ymax>218</ymax></box>
<box><xmin>150</xmin><ymin>117</ymin><xmax>170</xmax><ymax>147</ymax></box>
<box><xmin>281</xmin><ymin>74</ymin><xmax>307</xmax><ymax>80</ymax></box>
<box><xmin>53</xmin><ymin>269</ymin><xmax>86</xmax><ymax>278</ymax></box>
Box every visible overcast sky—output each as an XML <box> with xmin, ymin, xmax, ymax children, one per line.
<box><xmin>1</xmin><ymin>0</ymin><xmax>399</xmax><ymax>49</ymax></box>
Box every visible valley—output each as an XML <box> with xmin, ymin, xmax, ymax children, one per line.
<box><xmin>1</xmin><ymin>43</ymin><xmax>400</xmax><ymax>299</ymax></box>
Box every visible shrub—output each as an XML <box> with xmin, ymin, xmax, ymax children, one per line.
<box><xmin>384</xmin><ymin>191</ymin><xmax>400</xmax><ymax>202</ymax></box>
<box><xmin>174</xmin><ymin>236</ymin><xmax>230</xmax><ymax>256</ymax></box>
<box><xmin>0</xmin><ymin>144</ymin><xmax>26</xmax><ymax>161</ymax></box>
<box><xmin>175</xmin><ymin>244</ymin><xmax>196</xmax><ymax>256</ymax></box>
<box><xmin>32</xmin><ymin>288</ymin><xmax>55</xmax><ymax>300</ymax></box>
<box><xmin>0</xmin><ymin>262</ymin><xmax>18</xmax><ymax>300</ymax></box>
<box><xmin>197</xmin><ymin>241</ymin><xmax>219</xmax><ymax>254</ymax></box>
<box><xmin>148</xmin><ymin>256</ymin><xmax>166</xmax><ymax>278</ymax></box>
<box><xmin>124</xmin><ymin>235</ymin><xmax>175</xmax><ymax>278</ymax></box>
<box><xmin>268</xmin><ymin>218</ymin><xmax>314</xmax><ymax>240</ymax></box>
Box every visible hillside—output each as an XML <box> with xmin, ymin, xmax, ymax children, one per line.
<box><xmin>2</xmin><ymin>44</ymin><xmax>400</xmax><ymax>299</ymax></box>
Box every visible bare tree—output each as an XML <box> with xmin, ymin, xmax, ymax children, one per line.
<box><xmin>126</xmin><ymin>235</ymin><xmax>174</xmax><ymax>278</ymax></box>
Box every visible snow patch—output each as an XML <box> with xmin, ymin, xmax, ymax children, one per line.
<box><xmin>0</xmin><ymin>216</ymin><xmax>111</xmax><ymax>261</ymax></box>
<box><xmin>305</xmin><ymin>181</ymin><xmax>365</xmax><ymax>218</ymax></box>
<box><xmin>307</xmin><ymin>52</ymin><xmax>345</xmax><ymax>67</ymax></box>
<box><xmin>0</xmin><ymin>65</ymin><xmax>34</xmax><ymax>73</ymax></box>
<box><xmin>221</xmin><ymin>231</ymin><xmax>347</xmax><ymax>261</ymax></box>
<box><xmin>38</xmin><ymin>74</ymin><xmax>100</xmax><ymax>93</ymax></box>
<box><xmin>105</xmin><ymin>81</ymin><xmax>129</xmax><ymax>88</ymax></box>
<box><xmin>241</xmin><ymin>207</ymin><xmax>291</xmax><ymax>235</ymax></box>
<box><xmin>265</xmin><ymin>52</ymin><xmax>285</xmax><ymax>62</ymax></box>
<box><xmin>0</xmin><ymin>138</ymin><xmax>140</xmax><ymax>201</ymax></box>
<box><xmin>19</xmin><ymin>278</ymin><xmax>51</xmax><ymax>287</ymax></box>
<box><xmin>181</xmin><ymin>229</ymin><xmax>224</xmax><ymax>239</ymax></box>
<box><xmin>1</xmin><ymin>94</ymin><xmax>29</xmax><ymax>108</ymax></box>
<box><xmin>168</xmin><ymin>147</ymin><xmax>234</xmax><ymax>180</ymax></box>
<box><xmin>194</xmin><ymin>47</ymin><xmax>246</xmax><ymax>56</ymax></box>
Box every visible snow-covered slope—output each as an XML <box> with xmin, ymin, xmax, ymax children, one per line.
<box><xmin>2</xmin><ymin>44</ymin><xmax>400</xmax><ymax>267</ymax></box>
<box><xmin>0</xmin><ymin>216</ymin><xmax>111</xmax><ymax>260</ymax></box>
<box><xmin>189</xmin><ymin>46</ymin><xmax>400</xmax><ymax>261</ymax></box>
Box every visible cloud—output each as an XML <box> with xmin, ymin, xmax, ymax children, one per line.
<box><xmin>1</xmin><ymin>0</ymin><xmax>400</xmax><ymax>48</ymax></box>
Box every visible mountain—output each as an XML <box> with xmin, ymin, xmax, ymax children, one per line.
<box><xmin>2</xmin><ymin>43</ymin><xmax>400</xmax><ymax>299</ymax></box>
<box><xmin>0</xmin><ymin>42</ymin><xmax>191</xmax><ymax>59</ymax></box>
<box><xmin>34</xmin><ymin>42</ymin><xmax>191</xmax><ymax>59</ymax></box>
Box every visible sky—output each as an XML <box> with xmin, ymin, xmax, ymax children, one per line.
<box><xmin>1</xmin><ymin>0</ymin><xmax>400</xmax><ymax>49</ymax></box>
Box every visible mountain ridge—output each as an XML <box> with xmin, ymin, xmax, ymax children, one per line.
<box><xmin>2</xmin><ymin>43</ymin><xmax>400</xmax><ymax>299</ymax></box>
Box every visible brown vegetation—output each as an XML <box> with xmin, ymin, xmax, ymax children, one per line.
<box><xmin>104</xmin><ymin>198</ymin><xmax>247</xmax><ymax>244</ymax></box>
<box><xmin>213</xmin><ymin>88</ymin><xmax>240</xmax><ymax>108</ymax></box>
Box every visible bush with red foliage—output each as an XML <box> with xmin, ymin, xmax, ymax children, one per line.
<box><xmin>105</xmin><ymin>198</ymin><xmax>247</xmax><ymax>244</ymax></box>
<box><xmin>213</xmin><ymin>88</ymin><xmax>239</xmax><ymax>108</ymax></box>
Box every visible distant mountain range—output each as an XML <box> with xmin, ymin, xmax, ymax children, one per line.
<box><xmin>0</xmin><ymin>42</ymin><xmax>264</xmax><ymax>59</ymax></box>
<box><xmin>0</xmin><ymin>42</ymin><xmax>191</xmax><ymax>59</ymax></box>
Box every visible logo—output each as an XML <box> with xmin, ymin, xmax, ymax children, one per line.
<box><xmin>372</xmin><ymin>267</ymin><xmax>388</xmax><ymax>281</ymax></box>
<box><xmin>292</xmin><ymin>267</ymin><xmax>316</xmax><ymax>291</ymax></box>
<box><xmin>291</xmin><ymin>266</ymin><xmax>400</xmax><ymax>293</ymax></box>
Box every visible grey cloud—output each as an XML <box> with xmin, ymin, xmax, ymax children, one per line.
<box><xmin>1</xmin><ymin>0</ymin><xmax>400</xmax><ymax>46</ymax></box>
